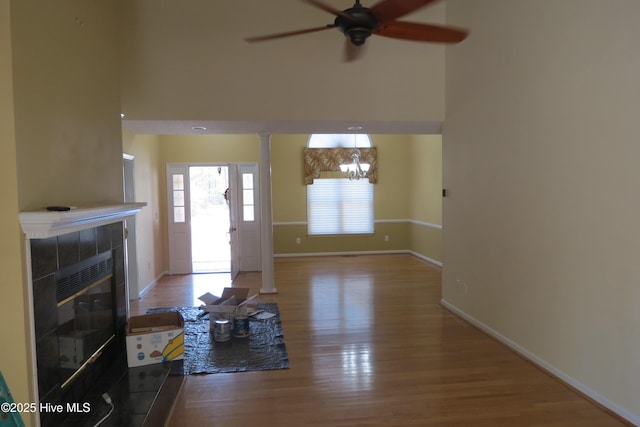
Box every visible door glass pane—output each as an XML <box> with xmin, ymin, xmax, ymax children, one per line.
<box><xmin>173</xmin><ymin>190</ymin><xmax>184</xmax><ymax>206</ymax></box>
<box><xmin>242</xmin><ymin>173</ymin><xmax>253</xmax><ymax>189</ymax></box>
<box><xmin>242</xmin><ymin>189</ymin><xmax>253</xmax><ymax>205</ymax></box>
<box><xmin>173</xmin><ymin>174</ymin><xmax>184</xmax><ymax>190</ymax></box>
<box><xmin>241</xmin><ymin>173</ymin><xmax>255</xmax><ymax>222</ymax></box>
<box><xmin>174</xmin><ymin>206</ymin><xmax>185</xmax><ymax>223</ymax></box>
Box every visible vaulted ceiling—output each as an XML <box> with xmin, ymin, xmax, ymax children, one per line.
<box><xmin>119</xmin><ymin>0</ymin><xmax>461</xmax><ymax>134</ymax></box>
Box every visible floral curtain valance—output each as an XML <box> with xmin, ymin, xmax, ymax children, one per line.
<box><xmin>303</xmin><ymin>147</ymin><xmax>377</xmax><ymax>185</ymax></box>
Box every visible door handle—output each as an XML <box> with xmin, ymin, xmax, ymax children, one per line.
<box><xmin>229</xmin><ymin>227</ymin><xmax>237</xmax><ymax>232</ymax></box>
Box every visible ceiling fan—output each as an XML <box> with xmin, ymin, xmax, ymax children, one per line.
<box><xmin>245</xmin><ymin>0</ymin><xmax>469</xmax><ymax>61</ymax></box>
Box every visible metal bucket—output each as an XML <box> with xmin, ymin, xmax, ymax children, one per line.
<box><xmin>233</xmin><ymin>316</ymin><xmax>249</xmax><ymax>338</ymax></box>
<box><xmin>213</xmin><ymin>319</ymin><xmax>231</xmax><ymax>342</ymax></box>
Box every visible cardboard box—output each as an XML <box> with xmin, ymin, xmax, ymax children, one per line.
<box><xmin>59</xmin><ymin>330</ymin><xmax>95</xmax><ymax>369</ymax></box>
<box><xmin>199</xmin><ymin>287</ymin><xmax>257</xmax><ymax>329</ymax></box>
<box><xmin>126</xmin><ymin>311</ymin><xmax>184</xmax><ymax>367</ymax></box>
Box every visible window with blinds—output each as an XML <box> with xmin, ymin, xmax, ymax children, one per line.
<box><xmin>307</xmin><ymin>134</ymin><xmax>374</xmax><ymax>235</ymax></box>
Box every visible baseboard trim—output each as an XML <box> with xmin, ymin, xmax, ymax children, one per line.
<box><xmin>440</xmin><ymin>299</ymin><xmax>639</xmax><ymax>426</ymax></box>
<box><xmin>274</xmin><ymin>249</ymin><xmax>407</xmax><ymax>258</ymax></box>
<box><xmin>407</xmin><ymin>250</ymin><xmax>442</xmax><ymax>268</ymax></box>
<box><xmin>136</xmin><ymin>271</ymin><xmax>169</xmax><ymax>299</ymax></box>
<box><xmin>274</xmin><ymin>250</ymin><xmax>443</xmax><ymax>268</ymax></box>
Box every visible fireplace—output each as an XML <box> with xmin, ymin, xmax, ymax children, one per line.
<box><xmin>31</xmin><ymin>223</ymin><xmax>126</xmax><ymax>426</ymax></box>
<box><xmin>20</xmin><ymin>204</ymin><xmax>144</xmax><ymax>427</ymax></box>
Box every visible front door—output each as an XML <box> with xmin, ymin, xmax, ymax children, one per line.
<box><xmin>167</xmin><ymin>163</ymin><xmax>261</xmax><ymax>277</ymax></box>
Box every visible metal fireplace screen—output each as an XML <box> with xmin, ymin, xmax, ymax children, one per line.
<box><xmin>54</xmin><ymin>251</ymin><xmax>115</xmax><ymax>389</ymax></box>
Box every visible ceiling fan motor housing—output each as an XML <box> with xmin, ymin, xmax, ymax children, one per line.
<box><xmin>334</xmin><ymin>5</ymin><xmax>378</xmax><ymax>46</ymax></box>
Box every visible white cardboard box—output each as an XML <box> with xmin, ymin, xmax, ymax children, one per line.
<box><xmin>126</xmin><ymin>311</ymin><xmax>184</xmax><ymax>367</ymax></box>
<box><xmin>199</xmin><ymin>287</ymin><xmax>257</xmax><ymax>329</ymax></box>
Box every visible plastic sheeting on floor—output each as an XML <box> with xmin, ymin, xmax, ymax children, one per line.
<box><xmin>147</xmin><ymin>303</ymin><xmax>289</xmax><ymax>375</ymax></box>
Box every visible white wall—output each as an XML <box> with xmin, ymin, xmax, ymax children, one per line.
<box><xmin>118</xmin><ymin>0</ymin><xmax>447</xmax><ymax>124</ymax></box>
<box><xmin>443</xmin><ymin>0</ymin><xmax>640</xmax><ymax>422</ymax></box>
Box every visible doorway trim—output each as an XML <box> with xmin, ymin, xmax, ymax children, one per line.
<box><xmin>123</xmin><ymin>153</ymin><xmax>140</xmax><ymax>301</ymax></box>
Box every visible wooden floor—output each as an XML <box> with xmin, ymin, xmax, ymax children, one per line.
<box><xmin>130</xmin><ymin>254</ymin><xmax>629</xmax><ymax>427</ymax></box>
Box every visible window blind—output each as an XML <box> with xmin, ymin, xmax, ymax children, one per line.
<box><xmin>307</xmin><ymin>178</ymin><xmax>374</xmax><ymax>235</ymax></box>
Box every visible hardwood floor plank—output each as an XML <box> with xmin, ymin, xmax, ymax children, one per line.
<box><xmin>129</xmin><ymin>254</ymin><xmax>630</xmax><ymax>426</ymax></box>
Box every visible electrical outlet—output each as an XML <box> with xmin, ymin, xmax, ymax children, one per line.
<box><xmin>384</xmin><ymin>235</ymin><xmax>390</xmax><ymax>242</ymax></box>
<box><xmin>296</xmin><ymin>237</ymin><xmax>301</xmax><ymax>245</ymax></box>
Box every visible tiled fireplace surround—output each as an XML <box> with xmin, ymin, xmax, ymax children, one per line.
<box><xmin>30</xmin><ymin>221</ymin><xmax>126</xmax><ymax>426</ymax></box>
<box><xmin>18</xmin><ymin>204</ymin><xmax>182</xmax><ymax>427</ymax></box>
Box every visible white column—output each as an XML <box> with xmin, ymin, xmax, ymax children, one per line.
<box><xmin>259</xmin><ymin>133</ymin><xmax>277</xmax><ymax>294</ymax></box>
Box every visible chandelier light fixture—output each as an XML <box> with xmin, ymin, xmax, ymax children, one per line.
<box><xmin>340</xmin><ymin>134</ymin><xmax>370</xmax><ymax>181</ymax></box>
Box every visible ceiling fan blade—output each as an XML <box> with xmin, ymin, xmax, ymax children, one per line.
<box><xmin>245</xmin><ymin>25</ymin><xmax>335</xmax><ymax>42</ymax></box>
<box><xmin>375</xmin><ymin>21</ymin><xmax>468</xmax><ymax>43</ymax></box>
<box><xmin>343</xmin><ymin>37</ymin><xmax>367</xmax><ymax>62</ymax></box>
<box><xmin>370</xmin><ymin>0</ymin><xmax>440</xmax><ymax>23</ymax></box>
<box><xmin>304</xmin><ymin>0</ymin><xmax>357</xmax><ymax>22</ymax></box>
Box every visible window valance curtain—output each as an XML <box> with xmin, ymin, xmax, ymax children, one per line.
<box><xmin>303</xmin><ymin>147</ymin><xmax>378</xmax><ymax>184</ymax></box>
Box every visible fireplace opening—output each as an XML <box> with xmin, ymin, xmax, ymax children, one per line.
<box><xmin>54</xmin><ymin>250</ymin><xmax>116</xmax><ymax>391</ymax></box>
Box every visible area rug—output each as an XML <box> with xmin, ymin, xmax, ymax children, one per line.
<box><xmin>147</xmin><ymin>302</ymin><xmax>289</xmax><ymax>375</ymax></box>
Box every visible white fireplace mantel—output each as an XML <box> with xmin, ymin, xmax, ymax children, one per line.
<box><xmin>19</xmin><ymin>203</ymin><xmax>146</xmax><ymax>239</ymax></box>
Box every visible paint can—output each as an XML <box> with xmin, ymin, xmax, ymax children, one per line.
<box><xmin>233</xmin><ymin>316</ymin><xmax>250</xmax><ymax>338</ymax></box>
<box><xmin>213</xmin><ymin>319</ymin><xmax>231</xmax><ymax>342</ymax></box>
